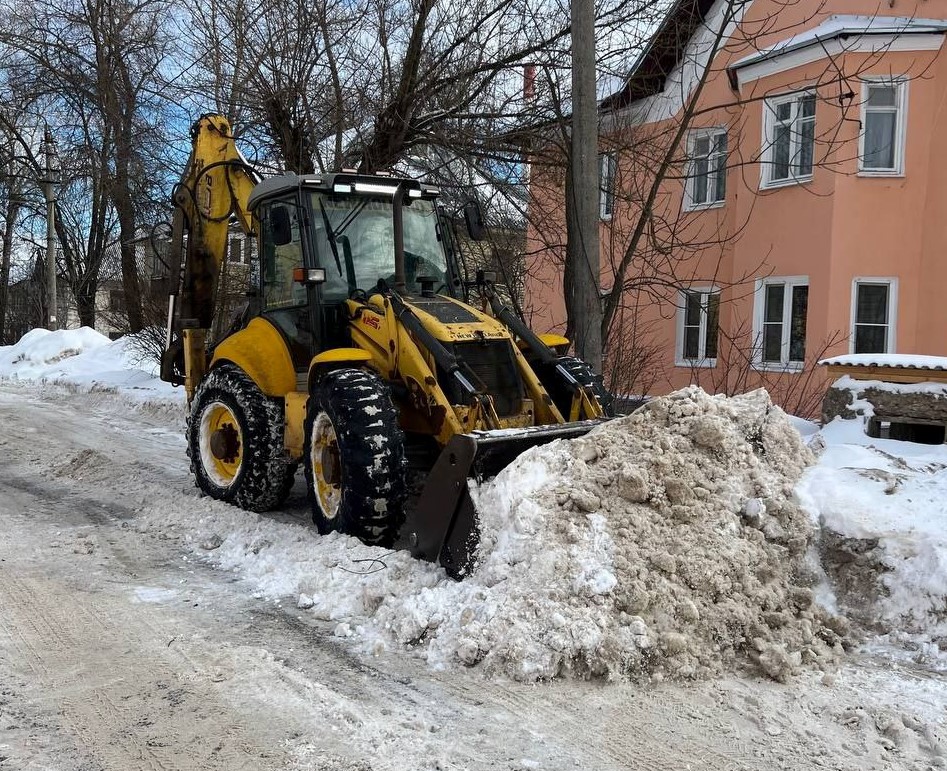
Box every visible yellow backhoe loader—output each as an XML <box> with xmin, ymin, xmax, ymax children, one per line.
<box><xmin>161</xmin><ymin>114</ymin><xmax>614</xmax><ymax>577</ymax></box>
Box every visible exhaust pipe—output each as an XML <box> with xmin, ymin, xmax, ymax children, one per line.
<box><xmin>392</xmin><ymin>183</ymin><xmax>406</xmax><ymax>293</ymax></box>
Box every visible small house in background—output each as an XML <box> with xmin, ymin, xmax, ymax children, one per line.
<box><xmin>525</xmin><ymin>0</ymin><xmax>947</xmax><ymax>415</ymax></box>
<box><xmin>96</xmin><ymin>228</ymin><xmax>257</xmax><ymax>341</ymax></box>
<box><xmin>821</xmin><ymin>353</ymin><xmax>947</xmax><ymax>444</ymax></box>
<box><xmin>5</xmin><ymin>260</ymin><xmax>75</xmax><ymax>342</ymax></box>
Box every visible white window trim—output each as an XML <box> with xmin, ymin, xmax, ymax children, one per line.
<box><xmin>675</xmin><ymin>286</ymin><xmax>720</xmax><ymax>368</ymax></box>
<box><xmin>759</xmin><ymin>91</ymin><xmax>816</xmax><ymax>190</ymax></box>
<box><xmin>752</xmin><ymin>276</ymin><xmax>809</xmax><ymax>372</ymax></box>
<box><xmin>599</xmin><ymin>152</ymin><xmax>616</xmax><ymax>221</ymax></box>
<box><xmin>683</xmin><ymin>127</ymin><xmax>727</xmax><ymax>212</ymax></box>
<box><xmin>850</xmin><ymin>277</ymin><xmax>899</xmax><ymax>354</ymax></box>
<box><xmin>858</xmin><ymin>77</ymin><xmax>908</xmax><ymax>177</ymax></box>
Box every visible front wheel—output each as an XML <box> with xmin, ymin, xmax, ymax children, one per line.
<box><xmin>187</xmin><ymin>365</ymin><xmax>296</xmax><ymax>511</ymax></box>
<box><xmin>304</xmin><ymin>368</ymin><xmax>407</xmax><ymax>546</ymax></box>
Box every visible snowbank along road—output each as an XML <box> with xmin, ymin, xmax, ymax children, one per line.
<box><xmin>0</xmin><ymin>330</ymin><xmax>945</xmax><ymax>770</ymax></box>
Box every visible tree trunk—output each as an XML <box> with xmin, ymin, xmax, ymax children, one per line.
<box><xmin>75</xmin><ymin>281</ymin><xmax>96</xmax><ymax>328</ymax></box>
<box><xmin>114</xmin><ymin>127</ymin><xmax>144</xmax><ymax>332</ymax></box>
<box><xmin>0</xmin><ymin>200</ymin><xmax>20</xmax><ymax>344</ymax></box>
<box><xmin>356</xmin><ymin>0</ymin><xmax>435</xmax><ymax>172</ymax></box>
<box><xmin>264</xmin><ymin>96</ymin><xmax>317</xmax><ymax>174</ymax></box>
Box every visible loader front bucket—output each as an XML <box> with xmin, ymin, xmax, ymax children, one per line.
<box><xmin>403</xmin><ymin>419</ymin><xmax>607</xmax><ymax>579</ymax></box>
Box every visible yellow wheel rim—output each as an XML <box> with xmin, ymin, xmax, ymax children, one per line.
<box><xmin>310</xmin><ymin>412</ymin><xmax>341</xmax><ymax>520</ymax></box>
<box><xmin>200</xmin><ymin>401</ymin><xmax>243</xmax><ymax>487</ymax></box>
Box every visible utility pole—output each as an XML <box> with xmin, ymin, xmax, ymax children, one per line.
<box><xmin>570</xmin><ymin>0</ymin><xmax>602</xmax><ymax>371</ymax></box>
<box><xmin>41</xmin><ymin>124</ymin><xmax>59</xmax><ymax>331</ymax></box>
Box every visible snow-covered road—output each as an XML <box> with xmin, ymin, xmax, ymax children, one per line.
<box><xmin>0</xmin><ymin>381</ymin><xmax>945</xmax><ymax>770</ymax></box>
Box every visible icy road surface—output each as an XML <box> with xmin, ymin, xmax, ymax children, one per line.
<box><xmin>0</xmin><ymin>382</ymin><xmax>944</xmax><ymax>771</ymax></box>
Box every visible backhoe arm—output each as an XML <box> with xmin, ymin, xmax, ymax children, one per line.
<box><xmin>163</xmin><ymin>114</ymin><xmax>259</xmax><ymax>400</ymax></box>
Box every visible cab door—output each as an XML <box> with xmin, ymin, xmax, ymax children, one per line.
<box><xmin>257</xmin><ymin>197</ymin><xmax>318</xmax><ymax>370</ymax></box>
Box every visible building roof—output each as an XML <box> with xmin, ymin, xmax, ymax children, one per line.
<box><xmin>602</xmin><ymin>10</ymin><xmax>947</xmax><ymax>111</ymax></box>
<box><xmin>729</xmin><ymin>15</ymin><xmax>947</xmax><ymax>73</ymax></box>
<box><xmin>821</xmin><ymin>353</ymin><xmax>947</xmax><ymax>371</ymax></box>
<box><xmin>600</xmin><ymin>0</ymin><xmax>718</xmax><ymax>112</ymax></box>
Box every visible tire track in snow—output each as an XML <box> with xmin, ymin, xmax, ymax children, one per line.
<box><xmin>0</xmin><ymin>564</ymin><xmax>275</xmax><ymax>770</ymax></box>
<box><xmin>427</xmin><ymin>674</ymin><xmax>759</xmax><ymax>771</ymax></box>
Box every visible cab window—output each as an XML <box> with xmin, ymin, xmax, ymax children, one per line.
<box><xmin>260</xmin><ymin>201</ymin><xmax>306</xmax><ymax>311</ymax></box>
<box><xmin>310</xmin><ymin>193</ymin><xmax>449</xmax><ymax>302</ymax></box>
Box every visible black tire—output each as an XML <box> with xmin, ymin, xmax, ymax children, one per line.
<box><xmin>304</xmin><ymin>368</ymin><xmax>407</xmax><ymax>546</ymax></box>
<box><xmin>537</xmin><ymin>355</ymin><xmax>615</xmax><ymax>418</ymax></box>
<box><xmin>187</xmin><ymin>364</ymin><xmax>296</xmax><ymax>512</ymax></box>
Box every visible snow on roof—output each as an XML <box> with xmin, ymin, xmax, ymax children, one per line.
<box><xmin>600</xmin><ymin>0</ymin><xmax>716</xmax><ymax>110</ymax></box>
<box><xmin>730</xmin><ymin>15</ymin><xmax>947</xmax><ymax>71</ymax></box>
<box><xmin>820</xmin><ymin>353</ymin><xmax>947</xmax><ymax>371</ymax></box>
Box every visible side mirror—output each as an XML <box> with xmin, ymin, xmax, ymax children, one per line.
<box><xmin>463</xmin><ymin>200</ymin><xmax>486</xmax><ymax>242</ymax></box>
<box><xmin>271</xmin><ymin>205</ymin><xmax>293</xmax><ymax>246</ymax></box>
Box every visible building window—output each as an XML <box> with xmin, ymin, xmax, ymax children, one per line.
<box><xmin>860</xmin><ymin>79</ymin><xmax>906</xmax><ymax>175</ymax></box>
<box><xmin>109</xmin><ymin>290</ymin><xmax>126</xmax><ymax>313</ymax></box>
<box><xmin>852</xmin><ymin>279</ymin><xmax>897</xmax><ymax>354</ymax></box>
<box><xmin>677</xmin><ymin>288</ymin><xmax>719</xmax><ymax>365</ymax></box>
<box><xmin>762</xmin><ymin>93</ymin><xmax>816</xmax><ymax>187</ymax></box>
<box><xmin>753</xmin><ymin>277</ymin><xmax>808</xmax><ymax>368</ymax></box>
<box><xmin>599</xmin><ymin>152</ymin><xmax>616</xmax><ymax>220</ymax></box>
<box><xmin>228</xmin><ymin>236</ymin><xmax>246</xmax><ymax>264</ymax></box>
<box><xmin>686</xmin><ymin>129</ymin><xmax>727</xmax><ymax>208</ymax></box>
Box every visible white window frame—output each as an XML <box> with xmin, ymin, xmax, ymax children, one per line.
<box><xmin>752</xmin><ymin>276</ymin><xmax>809</xmax><ymax>371</ymax></box>
<box><xmin>760</xmin><ymin>91</ymin><xmax>816</xmax><ymax>189</ymax></box>
<box><xmin>684</xmin><ymin>128</ymin><xmax>728</xmax><ymax>211</ymax></box>
<box><xmin>675</xmin><ymin>286</ymin><xmax>720</xmax><ymax>368</ymax></box>
<box><xmin>858</xmin><ymin>77</ymin><xmax>908</xmax><ymax>177</ymax></box>
<box><xmin>599</xmin><ymin>152</ymin><xmax>616</xmax><ymax>220</ymax></box>
<box><xmin>850</xmin><ymin>277</ymin><xmax>898</xmax><ymax>354</ymax></box>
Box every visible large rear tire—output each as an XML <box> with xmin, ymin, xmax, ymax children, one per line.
<box><xmin>304</xmin><ymin>368</ymin><xmax>407</xmax><ymax>546</ymax></box>
<box><xmin>187</xmin><ymin>365</ymin><xmax>296</xmax><ymax>512</ymax></box>
<box><xmin>538</xmin><ymin>356</ymin><xmax>615</xmax><ymax>418</ymax></box>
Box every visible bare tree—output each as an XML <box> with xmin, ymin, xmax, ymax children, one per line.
<box><xmin>0</xmin><ymin>0</ymin><xmax>172</xmax><ymax>332</ymax></box>
<box><xmin>0</xmin><ymin>148</ymin><xmax>28</xmax><ymax>343</ymax></box>
<box><xmin>176</xmin><ymin>0</ymin><xmax>589</xmax><ymax>176</ymax></box>
<box><xmin>176</xmin><ymin>0</ymin><xmax>358</xmax><ymax>173</ymax></box>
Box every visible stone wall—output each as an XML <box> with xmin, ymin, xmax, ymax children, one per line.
<box><xmin>822</xmin><ymin>379</ymin><xmax>947</xmax><ymax>426</ymax></box>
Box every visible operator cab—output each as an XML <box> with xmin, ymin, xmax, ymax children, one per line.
<box><xmin>247</xmin><ymin>173</ymin><xmax>458</xmax><ymax>369</ymax></box>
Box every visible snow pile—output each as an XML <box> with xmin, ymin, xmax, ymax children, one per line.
<box><xmin>388</xmin><ymin>386</ymin><xmax>843</xmax><ymax>682</ymax></box>
<box><xmin>136</xmin><ymin>386</ymin><xmax>844</xmax><ymax>683</ymax></box>
<box><xmin>0</xmin><ymin>327</ymin><xmax>179</xmax><ymax>401</ymax></box>
<box><xmin>0</xmin><ymin>327</ymin><xmax>109</xmax><ymax>373</ymax></box>
<box><xmin>798</xmin><ymin>416</ymin><xmax>947</xmax><ymax>652</ymax></box>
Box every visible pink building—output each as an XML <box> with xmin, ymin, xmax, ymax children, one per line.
<box><xmin>525</xmin><ymin>0</ymin><xmax>947</xmax><ymax>413</ymax></box>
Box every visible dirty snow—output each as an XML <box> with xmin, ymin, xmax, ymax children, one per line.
<box><xmin>441</xmin><ymin>387</ymin><xmax>844</xmax><ymax>682</ymax></box>
<box><xmin>798</xmin><ymin>415</ymin><xmax>947</xmax><ymax>662</ymax></box>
